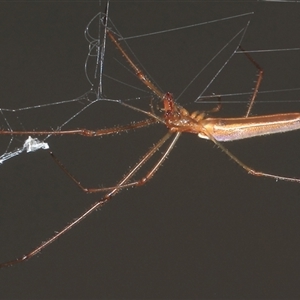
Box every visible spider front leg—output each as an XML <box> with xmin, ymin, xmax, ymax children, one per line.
<box><xmin>0</xmin><ymin>118</ymin><xmax>158</xmax><ymax>137</ymax></box>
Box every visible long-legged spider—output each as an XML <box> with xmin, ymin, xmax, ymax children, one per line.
<box><xmin>1</xmin><ymin>2</ymin><xmax>300</xmax><ymax>269</ymax></box>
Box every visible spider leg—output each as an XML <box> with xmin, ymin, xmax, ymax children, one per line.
<box><xmin>107</xmin><ymin>30</ymin><xmax>165</xmax><ymax>100</ymax></box>
<box><xmin>238</xmin><ymin>46</ymin><xmax>264</xmax><ymax>117</ymax></box>
<box><xmin>0</xmin><ymin>118</ymin><xmax>158</xmax><ymax>137</ymax></box>
<box><xmin>0</xmin><ymin>132</ymin><xmax>180</xmax><ymax>268</ymax></box>
<box><xmin>208</xmin><ymin>131</ymin><xmax>300</xmax><ymax>183</ymax></box>
<box><xmin>119</xmin><ymin>101</ymin><xmax>164</xmax><ymax>123</ymax></box>
<box><xmin>50</xmin><ymin>132</ymin><xmax>180</xmax><ymax>193</ymax></box>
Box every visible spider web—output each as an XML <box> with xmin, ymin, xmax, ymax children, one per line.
<box><xmin>0</xmin><ymin>5</ymin><xmax>109</xmax><ymax>164</ymax></box>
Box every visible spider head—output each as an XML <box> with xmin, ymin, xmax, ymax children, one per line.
<box><xmin>162</xmin><ymin>92</ymin><xmax>198</xmax><ymax>132</ymax></box>
<box><xmin>162</xmin><ymin>92</ymin><xmax>175</xmax><ymax>116</ymax></box>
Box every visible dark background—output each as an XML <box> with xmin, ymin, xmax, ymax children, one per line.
<box><xmin>1</xmin><ymin>1</ymin><xmax>300</xmax><ymax>299</ymax></box>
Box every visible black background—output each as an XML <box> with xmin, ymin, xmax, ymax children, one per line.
<box><xmin>1</xmin><ymin>1</ymin><xmax>300</xmax><ymax>299</ymax></box>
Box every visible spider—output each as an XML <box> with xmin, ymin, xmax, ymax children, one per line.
<box><xmin>1</xmin><ymin>2</ymin><xmax>300</xmax><ymax>269</ymax></box>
